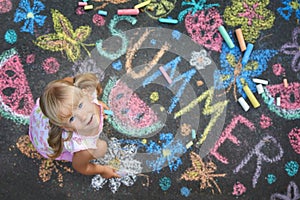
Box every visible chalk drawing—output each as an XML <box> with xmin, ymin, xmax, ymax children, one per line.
<box><xmin>4</xmin><ymin>29</ymin><xmax>17</xmax><ymax>44</ymax></box>
<box><xmin>14</xmin><ymin>0</ymin><xmax>46</xmax><ymax>35</ymax></box>
<box><xmin>267</xmin><ymin>174</ymin><xmax>276</xmax><ymax>184</ymax></box>
<box><xmin>277</xmin><ymin>0</ymin><xmax>300</xmax><ymax>21</ymax></box>
<box><xmin>181</xmin><ymin>151</ymin><xmax>226</xmax><ymax>194</ymax></box>
<box><xmin>180</xmin><ymin>123</ymin><xmax>192</xmax><ymax>136</ymax></box>
<box><xmin>281</xmin><ymin>27</ymin><xmax>300</xmax><ymax>72</ymax></box>
<box><xmin>92</xmin><ymin>0</ymin><xmax>130</xmax><ymax>10</ymax></box>
<box><xmin>174</xmin><ymin>87</ymin><xmax>229</xmax><ymax>145</ymax></box>
<box><xmin>96</xmin><ymin>15</ymin><xmax>136</xmax><ymax>60</ymax></box>
<box><xmin>16</xmin><ymin>135</ymin><xmax>73</xmax><ymax>187</ymax></box>
<box><xmin>34</xmin><ymin>9</ymin><xmax>93</xmax><ymax>62</ymax></box>
<box><xmin>145</xmin><ymin>133</ymin><xmax>186</xmax><ymax>173</ymax></box>
<box><xmin>92</xmin><ymin>14</ymin><xmax>105</xmax><ymax>26</ymax></box>
<box><xmin>0</xmin><ymin>48</ymin><xmax>34</xmax><ymax>125</ymax></box>
<box><xmin>232</xmin><ymin>181</ymin><xmax>247</xmax><ymax>196</ymax></box>
<box><xmin>182</xmin><ymin>8</ymin><xmax>223</xmax><ymax>52</ymax></box>
<box><xmin>141</xmin><ymin>0</ymin><xmax>177</xmax><ymax>19</ymax></box>
<box><xmin>143</xmin><ymin>57</ymin><xmax>197</xmax><ymax>113</ymax></box>
<box><xmin>189</xmin><ymin>50</ymin><xmax>212</xmax><ymax>70</ymax></box>
<box><xmin>180</xmin><ymin>186</ymin><xmax>191</xmax><ymax>197</ymax></box>
<box><xmin>0</xmin><ymin>0</ymin><xmax>12</xmax><ymax>14</ymax></box>
<box><xmin>288</xmin><ymin>127</ymin><xmax>300</xmax><ymax>154</ymax></box>
<box><xmin>214</xmin><ymin>37</ymin><xmax>278</xmax><ymax>100</ymax></box>
<box><xmin>270</xmin><ymin>181</ymin><xmax>300</xmax><ymax>200</ymax></box>
<box><xmin>285</xmin><ymin>161</ymin><xmax>299</xmax><ymax>177</ymax></box>
<box><xmin>112</xmin><ymin>59</ymin><xmax>122</xmax><ymax>71</ymax></box>
<box><xmin>159</xmin><ymin>176</ymin><xmax>172</xmax><ymax>191</ymax></box>
<box><xmin>233</xmin><ymin>135</ymin><xmax>284</xmax><ymax>188</ymax></box>
<box><xmin>259</xmin><ymin>114</ymin><xmax>273</xmax><ymax>129</ymax></box>
<box><xmin>91</xmin><ymin>138</ymin><xmax>142</xmax><ymax>193</ymax></box>
<box><xmin>125</xmin><ymin>29</ymin><xmax>170</xmax><ymax>79</ymax></box>
<box><xmin>26</xmin><ymin>54</ymin><xmax>35</xmax><ymax>64</ymax></box>
<box><xmin>42</xmin><ymin>57</ymin><xmax>60</xmax><ymax>74</ymax></box>
<box><xmin>272</xmin><ymin>63</ymin><xmax>285</xmax><ymax>76</ymax></box>
<box><xmin>262</xmin><ymin>82</ymin><xmax>300</xmax><ymax>119</ymax></box>
<box><xmin>210</xmin><ymin>115</ymin><xmax>255</xmax><ymax>164</ymax></box>
<box><xmin>224</xmin><ymin>0</ymin><xmax>275</xmax><ymax>43</ymax></box>
<box><xmin>150</xmin><ymin>91</ymin><xmax>159</xmax><ymax>103</ymax></box>
<box><xmin>72</xmin><ymin>58</ymin><xmax>105</xmax><ymax>81</ymax></box>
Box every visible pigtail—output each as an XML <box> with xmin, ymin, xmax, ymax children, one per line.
<box><xmin>47</xmin><ymin>122</ymin><xmax>64</xmax><ymax>159</ymax></box>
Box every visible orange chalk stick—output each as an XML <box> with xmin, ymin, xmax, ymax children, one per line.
<box><xmin>235</xmin><ymin>28</ymin><xmax>246</xmax><ymax>52</ymax></box>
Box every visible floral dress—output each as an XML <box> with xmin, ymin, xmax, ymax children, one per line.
<box><xmin>28</xmin><ymin>98</ymin><xmax>103</xmax><ymax>162</ymax></box>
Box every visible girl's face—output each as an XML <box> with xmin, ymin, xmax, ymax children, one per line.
<box><xmin>62</xmin><ymin>94</ymin><xmax>100</xmax><ymax>135</ymax></box>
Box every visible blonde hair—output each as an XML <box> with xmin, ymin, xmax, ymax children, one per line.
<box><xmin>39</xmin><ymin>73</ymin><xmax>101</xmax><ymax>159</ymax></box>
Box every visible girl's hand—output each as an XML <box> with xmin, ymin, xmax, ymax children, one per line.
<box><xmin>100</xmin><ymin>165</ymin><xmax>121</xmax><ymax>179</ymax></box>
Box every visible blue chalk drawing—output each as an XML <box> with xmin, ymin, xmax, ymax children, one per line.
<box><xmin>172</xmin><ymin>30</ymin><xmax>181</xmax><ymax>40</ymax></box>
<box><xmin>277</xmin><ymin>0</ymin><xmax>300</xmax><ymax>21</ymax></box>
<box><xmin>267</xmin><ymin>174</ymin><xmax>276</xmax><ymax>184</ymax></box>
<box><xmin>112</xmin><ymin>59</ymin><xmax>122</xmax><ymax>71</ymax></box>
<box><xmin>159</xmin><ymin>176</ymin><xmax>172</xmax><ymax>191</ymax></box>
<box><xmin>14</xmin><ymin>0</ymin><xmax>46</xmax><ymax>35</ymax></box>
<box><xmin>285</xmin><ymin>161</ymin><xmax>299</xmax><ymax>177</ymax></box>
<box><xmin>180</xmin><ymin>186</ymin><xmax>191</xmax><ymax>197</ymax></box>
<box><xmin>4</xmin><ymin>29</ymin><xmax>17</xmax><ymax>44</ymax></box>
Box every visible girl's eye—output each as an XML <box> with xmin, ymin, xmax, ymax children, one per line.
<box><xmin>78</xmin><ymin>103</ymin><xmax>83</xmax><ymax>109</ymax></box>
<box><xmin>69</xmin><ymin>116</ymin><xmax>75</xmax><ymax>123</ymax></box>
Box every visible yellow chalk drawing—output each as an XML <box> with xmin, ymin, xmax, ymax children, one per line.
<box><xmin>141</xmin><ymin>0</ymin><xmax>177</xmax><ymax>19</ymax></box>
<box><xmin>92</xmin><ymin>0</ymin><xmax>130</xmax><ymax>10</ymax></box>
<box><xmin>174</xmin><ymin>87</ymin><xmax>229</xmax><ymax>145</ymax></box>
<box><xmin>125</xmin><ymin>29</ymin><xmax>170</xmax><ymax>79</ymax></box>
<box><xmin>34</xmin><ymin>9</ymin><xmax>94</xmax><ymax>62</ymax></box>
<box><xmin>181</xmin><ymin>151</ymin><xmax>226</xmax><ymax>194</ymax></box>
<box><xmin>16</xmin><ymin>135</ymin><xmax>73</xmax><ymax>187</ymax></box>
<box><xmin>150</xmin><ymin>91</ymin><xmax>159</xmax><ymax>103</ymax></box>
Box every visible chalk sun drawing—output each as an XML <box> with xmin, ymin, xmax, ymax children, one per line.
<box><xmin>281</xmin><ymin>27</ymin><xmax>300</xmax><ymax>72</ymax></box>
<box><xmin>181</xmin><ymin>151</ymin><xmax>226</xmax><ymax>194</ymax></box>
<box><xmin>102</xmin><ymin>77</ymin><xmax>163</xmax><ymax>138</ymax></box>
<box><xmin>13</xmin><ymin>0</ymin><xmax>46</xmax><ymax>35</ymax></box>
<box><xmin>223</xmin><ymin>0</ymin><xmax>275</xmax><ymax>43</ymax></box>
<box><xmin>16</xmin><ymin>135</ymin><xmax>74</xmax><ymax>187</ymax></box>
<box><xmin>34</xmin><ymin>9</ymin><xmax>93</xmax><ymax>62</ymax></box>
<box><xmin>145</xmin><ymin>133</ymin><xmax>186</xmax><ymax>173</ymax></box>
<box><xmin>214</xmin><ymin>35</ymin><xmax>278</xmax><ymax>100</ymax></box>
<box><xmin>277</xmin><ymin>0</ymin><xmax>300</xmax><ymax>21</ymax></box>
<box><xmin>91</xmin><ymin>138</ymin><xmax>142</xmax><ymax>193</ymax></box>
<box><xmin>0</xmin><ymin>48</ymin><xmax>34</xmax><ymax>125</ymax></box>
<box><xmin>261</xmin><ymin>82</ymin><xmax>300</xmax><ymax>119</ymax></box>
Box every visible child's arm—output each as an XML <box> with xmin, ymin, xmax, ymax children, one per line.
<box><xmin>72</xmin><ymin>150</ymin><xmax>120</xmax><ymax>178</ymax></box>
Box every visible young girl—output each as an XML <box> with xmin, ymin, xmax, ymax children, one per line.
<box><xmin>29</xmin><ymin>73</ymin><xmax>120</xmax><ymax>179</ymax></box>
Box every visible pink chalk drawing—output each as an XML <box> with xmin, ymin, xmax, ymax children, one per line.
<box><xmin>288</xmin><ymin>127</ymin><xmax>300</xmax><ymax>154</ymax></box>
<box><xmin>42</xmin><ymin>57</ymin><xmax>60</xmax><ymax>74</ymax></box>
<box><xmin>0</xmin><ymin>0</ymin><xmax>12</xmax><ymax>14</ymax></box>
<box><xmin>262</xmin><ymin>82</ymin><xmax>300</xmax><ymax>120</ymax></box>
<box><xmin>259</xmin><ymin>114</ymin><xmax>272</xmax><ymax>129</ymax></box>
<box><xmin>104</xmin><ymin>78</ymin><xmax>163</xmax><ymax>138</ymax></box>
<box><xmin>232</xmin><ymin>181</ymin><xmax>246</xmax><ymax>196</ymax></box>
<box><xmin>184</xmin><ymin>8</ymin><xmax>223</xmax><ymax>52</ymax></box>
<box><xmin>92</xmin><ymin>14</ymin><xmax>105</xmax><ymax>26</ymax></box>
<box><xmin>272</xmin><ymin>63</ymin><xmax>285</xmax><ymax>76</ymax></box>
<box><xmin>0</xmin><ymin>48</ymin><xmax>34</xmax><ymax>125</ymax></box>
<box><xmin>210</xmin><ymin>115</ymin><xmax>255</xmax><ymax>164</ymax></box>
<box><xmin>26</xmin><ymin>54</ymin><xmax>35</xmax><ymax>64</ymax></box>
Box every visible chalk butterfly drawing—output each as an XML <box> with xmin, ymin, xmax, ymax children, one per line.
<box><xmin>181</xmin><ymin>151</ymin><xmax>226</xmax><ymax>194</ymax></box>
<box><xmin>213</xmin><ymin>35</ymin><xmax>278</xmax><ymax>100</ymax></box>
<box><xmin>34</xmin><ymin>9</ymin><xmax>94</xmax><ymax>62</ymax></box>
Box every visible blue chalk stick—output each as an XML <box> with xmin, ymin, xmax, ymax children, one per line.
<box><xmin>242</xmin><ymin>43</ymin><xmax>254</xmax><ymax>66</ymax></box>
<box><xmin>158</xmin><ymin>18</ymin><xmax>178</xmax><ymax>24</ymax></box>
<box><xmin>104</xmin><ymin>110</ymin><xmax>114</xmax><ymax>115</ymax></box>
<box><xmin>191</xmin><ymin>129</ymin><xmax>196</xmax><ymax>139</ymax></box>
<box><xmin>98</xmin><ymin>10</ymin><xmax>107</xmax><ymax>16</ymax></box>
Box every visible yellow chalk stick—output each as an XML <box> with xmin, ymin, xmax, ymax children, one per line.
<box><xmin>84</xmin><ymin>5</ymin><xmax>93</xmax><ymax>10</ymax></box>
<box><xmin>243</xmin><ymin>84</ymin><xmax>260</xmax><ymax>108</ymax></box>
<box><xmin>134</xmin><ymin>0</ymin><xmax>151</xmax><ymax>9</ymax></box>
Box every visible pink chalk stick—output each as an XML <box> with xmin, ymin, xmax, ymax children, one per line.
<box><xmin>78</xmin><ymin>2</ymin><xmax>88</xmax><ymax>6</ymax></box>
<box><xmin>117</xmin><ymin>9</ymin><xmax>139</xmax><ymax>16</ymax></box>
<box><xmin>159</xmin><ymin>66</ymin><xmax>172</xmax><ymax>84</ymax></box>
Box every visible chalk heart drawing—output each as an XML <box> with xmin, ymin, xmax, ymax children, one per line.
<box><xmin>77</xmin><ymin>27</ymin><xmax>227</xmax><ymax>173</ymax></box>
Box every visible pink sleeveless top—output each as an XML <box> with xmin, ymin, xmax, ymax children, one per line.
<box><xmin>28</xmin><ymin>98</ymin><xmax>103</xmax><ymax>162</ymax></box>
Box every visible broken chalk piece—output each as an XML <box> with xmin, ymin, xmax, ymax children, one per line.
<box><xmin>98</xmin><ymin>10</ymin><xmax>107</xmax><ymax>16</ymax></box>
<box><xmin>238</xmin><ymin>97</ymin><xmax>250</xmax><ymax>112</ymax></box>
<box><xmin>158</xmin><ymin>18</ymin><xmax>178</xmax><ymax>24</ymax></box>
<box><xmin>104</xmin><ymin>110</ymin><xmax>114</xmax><ymax>115</ymax></box>
<box><xmin>218</xmin><ymin>25</ymin><xmax>235</xmax><ymax>48</ymax></box>
<box><xmin>134</xmin><ymin>0</ymin><xmax>151</xmax><ymax>9</ymax></box>
<box><xmin>78</xmin><ymin>2</ymin><xmax>88</xmax><ymax>6</ymax></box>
<box><xmin>242</xmin><ymin>43</ymin><xmax>254</xmax><ymax>66</ymax></box>
<box><xmin>256</xmin><ymin>84</ymin><xmax>264</xmax><ymax>94</ymax></box>
<box><xmin>252</xmin><ymin>78</ymin><xmax>268</xmax><ymax>85</ymax></box>
<box><xmin>117</xmin><ymin>8</ymin><xmax>139</xmax><ymax>15</ymax></box>
<box><xmin>191</xmin><ymin>129</ymin><xmax>196</xmax><ymax>139</ymax></box>
<box><xmin>235</xmin><ymin>28</ymin><xmax>246</xmax><ymax>52</ymax></box>
<box><xmin>84</xmin><ymin>5</ymin><xmax>93</xmax><ymax>10</ymax></box>
<box><xmin>186</xmin><ymin>141</ymin><xmax>194</xmax><ymax>149</ymax></box>
<box><xmin>159</xmin><ymin>66</ymin><xmax>172</xmax><ymax>84</ymax></box>
<box><xmin>243</xmin><ymin>84</ymin><xmax>260</xmax><ymax>108</ymax></box>
<box><xmin>276</xmin><ymin>97</ymin><xmax>281</xmax><ymax>106</ymax></box>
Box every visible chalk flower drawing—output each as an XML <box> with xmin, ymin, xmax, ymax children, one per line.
<box><xmin>281</xmin><ymin>27</ymin><xmax>300</xmax><ymax>72</ymax></box>
<box><xmin>14</xmin><ymin>0</ymin><xmax>46</xmax><ymax>35</ymax></box>
<box><xmin>34</xmin><ymin>9</ymin><xmax>94</xmax><ymax>62</ymax></box>
<box><xmin>270</xmin><ymin>181</ymin><xmax>300</xmax><ymax>200</ymax></box>
<box><xmin>181</xmin><ymin>151</ymin><xmax>226</xmax><ymax>194</ymax></box>
<box><xmin>277</xmin><ymin>0</ymin><xmax>300</xmax><ymax>21</ymax></box>
<box><xmin>213</xmin><ymin>38</ymin><xmax>277</xmax><ymax>100</ymax></box>
<box><xmin>224</xmin><ymin>0</ymin><xmax>275</xmax><ymax>43</ymax></box>
<box><xmin>91</xmin><ymin>138</ymin><xmax>142</xmax><ymax>193</ymax></box>
<box><xmin>146</xmin><ymin>133</ymin><xmax>186</xmax><ymax>173</ymax></box>
<box><xmin>141</xmin><ymin>0</ymin><xmax>177</xmax><ymax>19</ymax></box>
<box><xmin>16</xmin><ymin>135</ymin><xmax>73</xmax><ymax>187</ymax></box>
<box><xmin>190</xmin><ymin>50</ymin><xmax>212</xmax><ymax>70</ymax></box>
<box><xmin>180</xmin><ymin>123</ymin><xmax>192</xmax><ymax>136</ymax></box>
